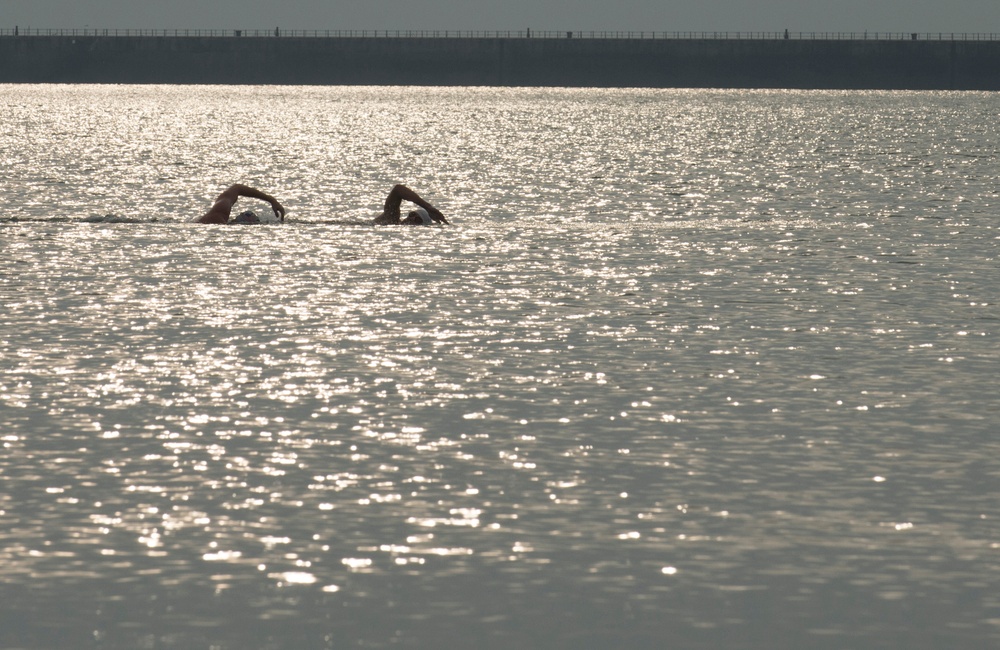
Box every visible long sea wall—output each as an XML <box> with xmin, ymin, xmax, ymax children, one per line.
<box><xmin>1</xmin><ymin>34</ymin><xmax>999</xmax><ymax>89</ymax></box>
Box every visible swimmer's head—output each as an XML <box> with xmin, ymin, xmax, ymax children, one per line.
<box><xmin>231</xmin><ymin>210</ymin><xmax>261</xmax><ymax>225</ymax></box>
<box><xmin>403</xmin><ymin>207</ymin><xmax>433</xmax><ymax>225</ymax></box>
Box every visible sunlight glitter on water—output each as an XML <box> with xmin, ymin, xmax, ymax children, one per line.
<box><xmin>3</xmin><ymin>85</ymin><xmax>1000</xmax><ymax>649</ymax></box>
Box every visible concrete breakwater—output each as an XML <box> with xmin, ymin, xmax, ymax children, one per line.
<box><xmin>1</xmin><ymin>34</ymin><xmax>999</xmax><ymax>89</ymax></box>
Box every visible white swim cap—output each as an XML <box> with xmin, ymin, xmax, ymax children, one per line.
<box><xmin>411</xmin><ymin>207</ymin><xmax>432</xmax><ymax>225</ymax></box>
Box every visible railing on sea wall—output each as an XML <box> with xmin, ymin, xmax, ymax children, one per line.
<box><xmin>1</xmin><ymin>28</ymin><xmax>1000</xmax><ymax>41</ymax></box>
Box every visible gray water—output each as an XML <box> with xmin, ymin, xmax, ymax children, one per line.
<box><xmin>2</xmin><ymin>85</ymin><xmax>1000</xmax><ymax>649</ymax></box>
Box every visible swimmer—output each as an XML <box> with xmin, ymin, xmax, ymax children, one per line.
<box><xmin>197</xmin><ymin>184</ymin><xmax>286</xmax><ymax>224</ymax></box>
<box><xmin>372</xmin><ymin>184</ymin><xmax>448</xmax><ymax>226</ymax></box>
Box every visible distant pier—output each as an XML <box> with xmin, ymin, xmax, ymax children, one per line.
<box><xmin>1</xmin><ymin>30</ymin><xmax>999</xmax><ymax>89</ymax></box>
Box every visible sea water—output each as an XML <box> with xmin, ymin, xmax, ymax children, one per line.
<box><xmin>1</xmin><ymin>84</ymin><xmax>1000</xmax><ymax>649</ymax></box>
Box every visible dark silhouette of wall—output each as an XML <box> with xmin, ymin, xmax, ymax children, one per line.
<box><xmin>1</xmin><ymin>35</ymin><xmax>998</xmax><ymax>89</ymax></box>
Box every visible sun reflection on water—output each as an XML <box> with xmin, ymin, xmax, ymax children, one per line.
<box><xmin>2</xmin><ymin>85</ymin><xmax>1000</xmax><ymax>647</ymax></box>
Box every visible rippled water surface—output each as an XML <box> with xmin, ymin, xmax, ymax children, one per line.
<box><xmin>2</xmin><ymin>85</ymin><xmax>1000</xmax><ymax>649</ymax></box>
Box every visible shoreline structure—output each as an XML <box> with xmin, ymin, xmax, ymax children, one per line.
<box><xmin>2</xmin><ymin>30</ymin><xmax>999</xmax><ymax>89</ymax></box>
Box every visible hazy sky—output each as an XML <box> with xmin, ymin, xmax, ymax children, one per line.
<box><xmin>6</xmin><ymin>0</ymin><xmax>1000</xmax><ymax>34</ymax></box>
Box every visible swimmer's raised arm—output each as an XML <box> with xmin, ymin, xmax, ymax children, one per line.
<box><xmin>198</xmin><ymin>184</ymin><xmax>286</xmax><ymax>224</ymax></box>
<box><xmin>224</xmin><ymin>184</ymin><xmax>286</xmax><ymax>222</ymax></box>
<box><xmin>381</xmin><ymin>184</ymin><xmax>448</xmax><ymax>225</ymax></box>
